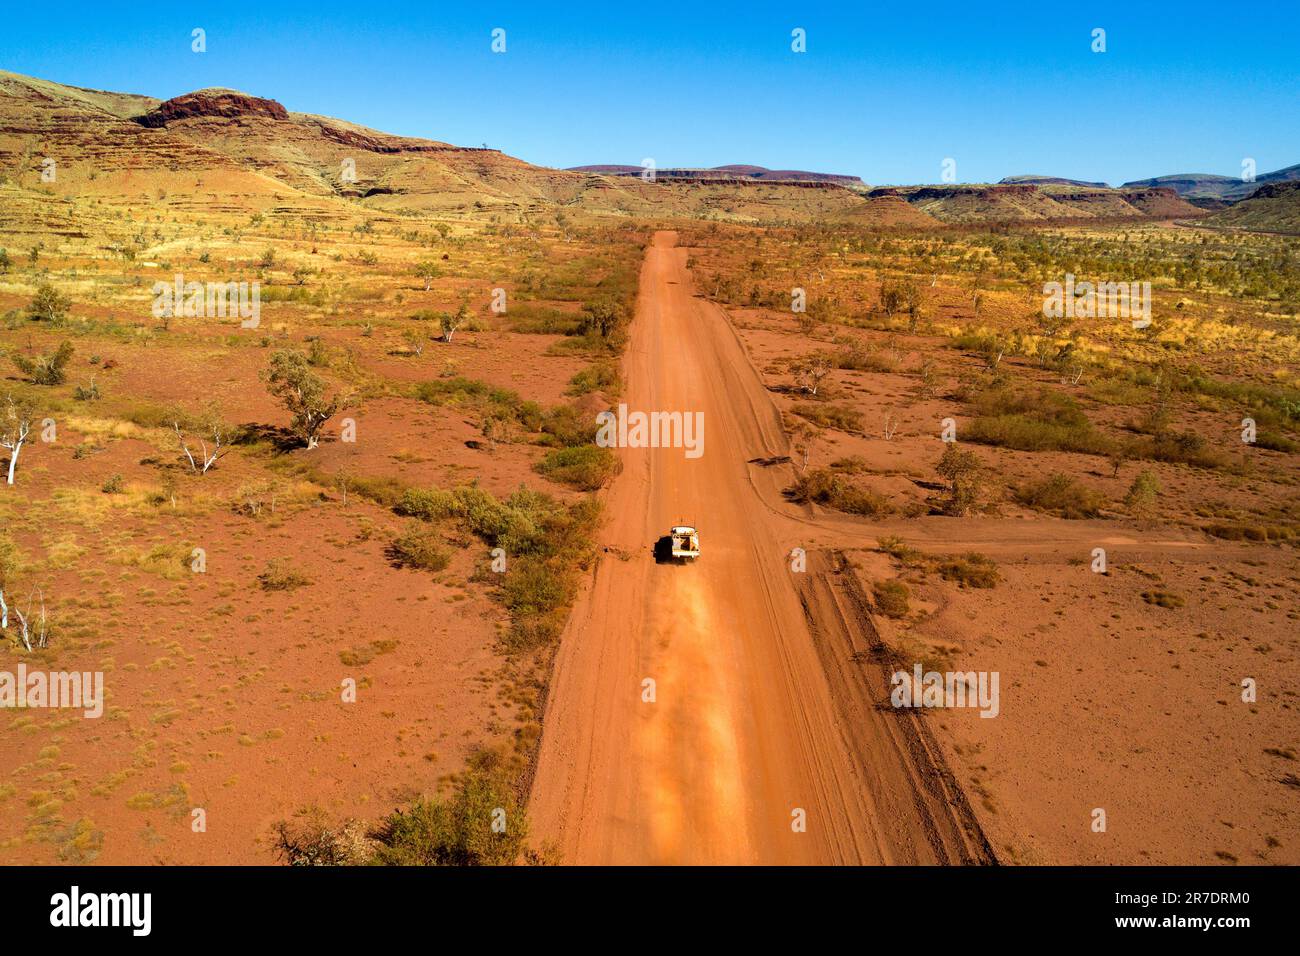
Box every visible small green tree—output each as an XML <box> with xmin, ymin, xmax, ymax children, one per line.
<box><xmin>306</xmin><ymin>335</ymin><xmax>329</xmax><ymax>367</ymax></box>
<box><xmin>402</xmin><ymin>328</ymin><xmax>429</xmax><ymax>357</ymax></box>
<box><xmin>879</xmin><ymin>278</ymin><xmax>904</xmax><ymax>318</ymax></box>
<box><xmin>263</xmin><ymin>349</ymin><xmax>342</xmax><ymax>449</ymax></box>
<box><xmin>1124</xmin><ymin>469</ymin><xmax>1161</xmax><ymax>516</ymax></box>
<box><xmin>935</xmin><ymin>443</ymin><xmax>982</xmax><ymax>516</ymax></box>
<box><xmin>901</xmin><ymin>278</ymin><xmax>926</xmax><ymax>330</ymax></box>
<box><xmin>12</xmin><ymin>341</ymin><xmax>73</xmax><ymax>385</ymax></box>
<box><xmin>580</xmin><ymin>299</ymin><xmax>624</xmax><ymax>339</ymax></box>
<box><xmin>966</xmin><ymin>271</ymin><xmax>989</xmax><ymax>313</ymax></box>
<box><xmin>440</xmin><ymin>303</ymin><xmax>471</xmax><ymax>343</ymax></box>
<box><xmin>791</xmin><ymin>354</ymin><xmax>834</xmax><ymax>396</ymax></box>
<box><xmin>1</xmin><ymin>396</ymin><xmax>35</xmax><ymax>485</ymax></box>
<box><xmin>414</xmin><ymin>260</ymin><xmax>441</xmax><ymax>292</ymax></box>
<box><xmin>27</xmin><ymin>283</ymin><xmax>70</xmax><ymax>322</ymax></box>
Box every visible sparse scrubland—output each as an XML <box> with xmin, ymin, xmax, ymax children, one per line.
<box><xmin>1</xmin><ymin>68</ymin><xmax>1295</xmax><ymax>869</ymax></box>
<box><xmin>684</xmin><ymin>218</ymin><xmax>1299</xmax><ymax>865</ymax></box>
<box><xmin>0</xmin><ymin>171</ymin><xmax>642</xmax><ymax>864</ymax></box>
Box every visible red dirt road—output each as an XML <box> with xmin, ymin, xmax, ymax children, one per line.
<box><xmin>529</xmin><ymin>232</ymin><xmax>989</xmax><ymax>864</ymax></box>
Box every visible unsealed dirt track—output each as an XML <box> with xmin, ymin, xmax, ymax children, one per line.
<box><xmin>529</xmin><ymin>231</ymin><xmax>993</xmax><ymax>864</ymax></box>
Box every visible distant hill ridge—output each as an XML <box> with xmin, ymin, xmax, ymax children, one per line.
<box><xmin>0</xmin><ymin>68</ymin><xmax>1288</xmax><ymax>231</ymax></box>
<box><xmin>1000</xmin><ymin>175</ymin><xmax>1109</xmax><ymax>188</ymax></box>
<box><xmin>864</xmin><ymin>182</ymin><xmax>1200</xmax><ymax>223</ymax></box>
<box><xmin>1122</xmin><ymin>164</ymin><xmax>1300</xmax><ymax>204</ymax></box>
<box><xmin>1201</xmin><ymin>180</ymin><xmax>1300</xmax><ymax>234</ymax></box>
<box><xmin>568</xmin><ymin>164</ymin><xmax>864</xmax><ymax>185</ymax></box>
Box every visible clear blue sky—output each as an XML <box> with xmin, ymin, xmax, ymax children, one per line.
<box><xmin>2</xmin><ymin>1</ymin><xmax>1295</xmax><ymax>186</ymax></box>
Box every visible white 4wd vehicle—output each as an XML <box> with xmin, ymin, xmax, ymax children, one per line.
<box><xmin>670</xmin><ymin>525</ymin><xmax>700</xmax><ymax>561</ymax></box>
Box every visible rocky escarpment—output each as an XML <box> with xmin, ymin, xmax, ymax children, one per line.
<box><xmin>1112</xmin><ymin>186</ymin><xmax>1201</xmax><ymax>216</ymax></box>
<box><xmin>643</xmin><ymin>176</ymin><xmax>846</xmax><ymax>189</ymax></box>
<box><xmin>308</xmin><ymin>119</ymin><xmax>497</xmax><ymax>155</ymax></box>
<box><xmin>864</xmin><ymin>182</ymin><xmax>1200</xmax><ymax>222</ymax></box>
<box><xmin>135</xmin><ymin>89</ymin><xmax>289</xmax><ymax>127</ymax></box>
<box><xmin>1203</xmin><ymin>179</ymin><xmax>1300</xmax><ymax>234</ymax></box>
<box><xmin>1244</xmin><ymin>180</ymin><xmax>1300</xmax><ymax>201</ymax></box>
<box><xmin>570</xmin><ymin>164</ymin><xmax>863</xmax><ymax>186</ymax></box>
<box><xmin>868</xmin><ymin>184</ymin><xmax>1039</xmax><ymax>201</ymax></box>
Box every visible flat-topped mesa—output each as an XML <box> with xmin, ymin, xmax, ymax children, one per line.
<box><xmin>136</xmin><ymin>89</ymin><xmax>289</xmax><ymax>127</ymax></box>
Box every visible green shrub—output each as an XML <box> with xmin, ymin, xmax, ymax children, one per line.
<box><xmin>73</xmin><ymin>379</ymin><xmax>101</xmax><ymax>401</ymax></box>
<box><xmin>964</xmin><ymin>387</ymin><xmax>1112</xmax><ymax>456</ymax></box>
<box><xmin>306</xmin><ymin>336</ymin><xmax>330</xmax><ymax>367</ymax></box>
<box><xmin>791</xmin><ymin>402</ymin><xmax>863</xmax><ymax>432</ymax></box>
<box><xmin>1141</xmin><ymin>590</ymin><xmax>1185</xmax><ymax>609</ymax></box>
<box><xmin>834</xmin><ymin>484</ymin><xmax>893</xmax><ymax>516</ymax></box>
<box><xmin>395</xmin><ymin>488</ymin><xmax>459</xmax><ymax>521</ymax></box>
<box><xmin>829</xmin><ymin>456</ymin><xmax>869</xmax><ymax>474</ymax></box>
<box><xmin>415</xmin><ymin>377</ymin><xmax>541</xmax><ymax>431</ymax></box>
<box><xmin>257</xmin><ymin>558</ymin><xmax>312</xmax><ymax>591</ymax></box>
<box><xmin>120</xmin><ymin>402</ymin><xmax>174</xmax><ymax>429</ymax></box>
<box><xmin>395</xmin><ymin>482</ymin><xmax>599</xmax><ymax>651</ymax></box>
<box><xmin>567</xmin><ymin>361</ymin><xmax>620</xmax><ymax>397</ymax></box>
<box><xmin>1014</xmin><ymin>473</ymin><xmax>1106</xmax><ymax>518</ymax></box>
<box><xmin>259</xmin><ymin>285</ymin><xmax>325</xmax><ymax>306</ymax></box>
<box><xmin>344</xmin><ymin>474</ymin><xmax>409</xmax><ymax>508</ymax></box>
<box><xmin>12</xmin><ymin>340</ymin><xmax>74</xmax><ymax>385</ymax></box>
<box><xmin>27</xmin><ymin>282</ymin><xmax>71</xmax><ymax>322</ymax></box>
<box><xmin>935</xmin><ymin>444</ymin><xmax>983</xmax><ymax>516</ymax></box>
<box><xmin>578</xmin><ymin>298</ymin><xmax>628</xmax><ymax>342</ymax></box>
<box><xmin>401</xmin><ymin>483</ymin><xmax>593</xmax><ymax>559</ymax></box>
<box><xmin>501</xmin><ymin>556</ymin><xmax>573</xmax><ymax>621</ymax></box>
<box><xmin>833</xmin><ymin>344</ymin><xmax>897</xmax><ymax>373</ymax></box>
<box><xmin>787</xmin><ymin>469</ymin><xmax>892</xmax><ymax>517</ymax></box>
<box><xmin>545</xmin><ymin>331</ymin><xmax>613</xmax><ymax>356</ymax></box>
<box><xmin>1124</xmin><ymin>469</ymin><xmax>1161</xmax><ymax>515</ymax></box>
<box><xmin>1144</xmin><ymin>431</ymin><xmax>1226</xmax><ymax>469</ymax></box>
<box><xmin>539</xmin><ymin>403</ymin><xmax>596</xmax><ymax>447</ymax></box>
<box><xmin>937</xmin><ymin>553</ymin><xmax>999</xmax><ymax>588</ymax></box>
<box><xmin>371</xmin><ymin>770</ymin><xmax>529</xmax><ymax>866</ymax></box>
<box><xmin>1255</xmin><ymin>432</ymin><xmax>1299</xmax><ymax>453</ymax></box>
<box><xmin>508</xmin><ymin>304</ymin><xmax>583</xmax><ymax>335</ymax></box>
<box><xmin>390</xmin><ymin>524</ymin><xmax>452</xmax><ymax>571</ymax></box>
<box><xmin>877</xmin><ymin>535</ymin><xmax>923</xmax><ymax>564</ymax></box>
<box><xmin>1203</xmin><ymin>522</ymin><xmax>1295</xmax><ymax>542</ymax></box>
<box><xmin>965</xmin><ymin>414</ymin><xmax>1113</xmax><ymax>455</ymax></box>
<box><xmin>872</xmin><ymin>580</ymin><xmax>910</xmax><ymax>618</ymax></box>
<box><xmin>535</xmin><ymin>445</ymin><xmax>620</xmax><ymax>490</ymax></box>
<box><xmin>0</xmin><ymin>532</ymin><xmax>21</xmax><ymax>591</ymax></box>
